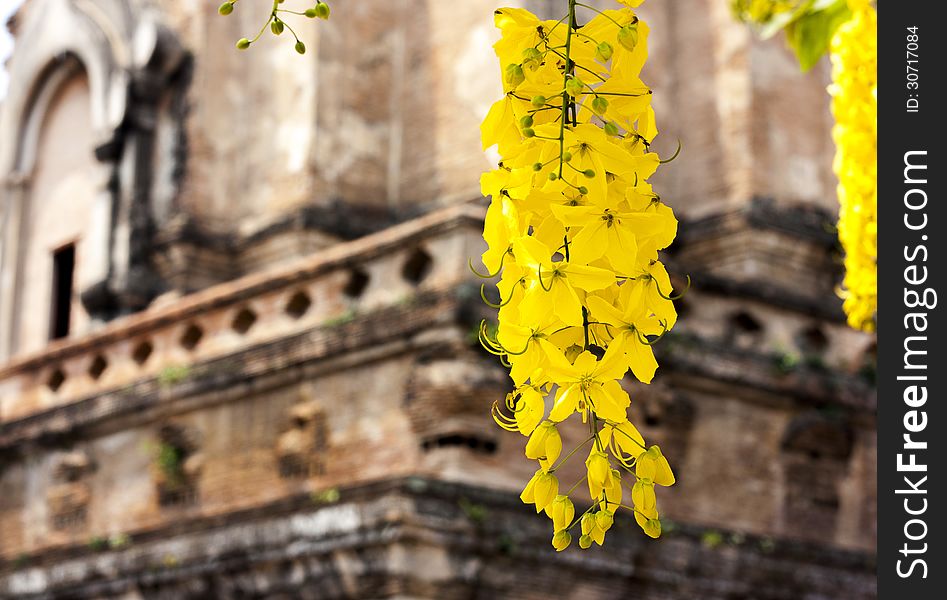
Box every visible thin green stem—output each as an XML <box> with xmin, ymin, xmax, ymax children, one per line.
<box><xmin>557</xmin><ymin>0</ymin><xmax>577</xmax><ymax>179</ymax></box>
<box><xmin>549</xmin><ymin>435</ymin><xmax>595</xmax><ymax>472</ymax></box>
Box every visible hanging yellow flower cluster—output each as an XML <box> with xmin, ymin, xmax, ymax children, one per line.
<box><xmin>829</xmin><ymin>0</ymin><xmax>876</xmax><ymax>332</ymax></box>
<box><xmin>477</xmin><ymin>0</ymin><xmax>679</xmax><ymax>550</ymax></box>
<box><xmin>730</xmin><ymin>0</ymin><xmax>877</xmax><ymax>330</ymax></box>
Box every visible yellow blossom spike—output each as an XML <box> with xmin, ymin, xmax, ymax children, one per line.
<box><xmin>481</xmin><ymin>0</ymin><xmax>676</xmax><ymax>547</ymax></box>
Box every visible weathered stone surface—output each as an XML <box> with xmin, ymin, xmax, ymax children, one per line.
<box><xmin>0</xmin><ymin>0</ymin><xmax>875</xmax><ymax>597</ymax></box>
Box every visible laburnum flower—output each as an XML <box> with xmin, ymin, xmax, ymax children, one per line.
<box><xmin>512</xmin><ymin>236</ymin><xmax>615</xmax><ymax>327</ymax></box>
<box><xmin>482</xmin><ymin>0</ymin><xmax>679</xmax><ymax>548</ymax></box>
<box><xmin>521</xmin><ymin>468</ymin><xmax>559</xmax><ymax>513</ymax></box>
<box><xmin>546</xmin><ymin>343</ymin><xmax>630</xmax><ymax>423</ymax></box>
<box><xmin>830</xmin><ymin>0</ymin><xmax>876</xmax><ymax>331</ymax></box>
<box><xmin>587</xmin><ymin>284</ymin><xmax>665</xmax><ymax>383</ymax></box>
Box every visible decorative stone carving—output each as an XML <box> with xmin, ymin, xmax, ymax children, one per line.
<box><xmin>780</xmin><ymin>411</ymin><xmax>854</xmax><ymax>541</ymax></box>
<box><xmin>276</xmin><ymin>401</ymin><xmax>329</xmax><ymax>480</ymax></box>
<box><xmin>153</xmin><ymin>423</ymin><xmax>202</xmax><ymax>508</ymax></box>
<box><xmin>47</xmin><ymin>450</ymin><xmax>95</xmax><ymax>532</ymax></box>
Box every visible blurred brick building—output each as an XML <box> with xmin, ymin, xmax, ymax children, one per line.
<box><xmin>0</xmin><ymin>0</ymin><xmax>876</xmax><ymax>598</ymax></box>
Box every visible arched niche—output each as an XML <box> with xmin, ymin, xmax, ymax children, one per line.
<box><xmin>15</xmin><ymin>62</ymin><xmax>107</xmax><ymax>357</ymax></box>
<box><xmin>0</xmin><ymin>0</ymin><xmax>185</xmax><ymax>362</ymax></box>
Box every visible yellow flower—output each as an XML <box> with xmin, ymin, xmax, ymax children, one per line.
<box><xmin>552</xmin><ymin>529</ymin><xmax>573</xmax><ymax>551</ymax></box>
<box><xmin>545</xmin><ymin>494</ymin><xmax>576</xmax><ymax>531</ymax></box>
<box><xmin>520</xmin><ymin>469</ymin><xmax>559</xmax><ymax>513</ymax></box>
<box><xmin>587</xmin><ymin>284</ymin><xmax>665</xmax><ymax>383</ymax></box>
<box><xmin>546</xmin><ymin>343</ymin><xmax>630</xmax><ymax>423</ymax></box>
<box><xmin>482</xmin><ymin>0</ymin><xmax>677</xmax><ymax>548</ymax></box>
<box><xmin>525</xmin><ymin>421</ymin><xmax>563</xmax><ymax>468</ymax></box>
<box><xmin>512</xmin><ymin>235</ymin><xmax>615</xmax><ymax>327</ymax></box>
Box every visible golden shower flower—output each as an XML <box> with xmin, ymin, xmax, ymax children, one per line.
<box><xmin>830</xmin><ymin>0</ymin><xmax>876</xmax><ymax>331</ymax></box>
<box><xmin>479</xmin><ymin>0</ymin><xmax>680</xmax><ymax>546</ymax></box>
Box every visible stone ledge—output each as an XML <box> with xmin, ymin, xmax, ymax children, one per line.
<box><xmin>659</xmin><ymin>334</ymin><xmax>876</xmax><ymax>414</ymax></box>
<box><xmin>0</xmin><ymin>294</ymin><xmax>873</xmax><ymax>455</ymax></box>
<box><xmin>0</xmin><ymin>477</ymin><xmax>876</xmax><ymax>600</ymax></box>
<box><xmin>0</xmin><ymin>288</ymin><xmax>480</xmax><ymax>453</ymax></box>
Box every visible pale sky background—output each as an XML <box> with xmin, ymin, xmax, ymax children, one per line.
<box><xmin>0</xmin><ymin>0</ymin><xmax>24</xmax><ymax>100</ymax></box>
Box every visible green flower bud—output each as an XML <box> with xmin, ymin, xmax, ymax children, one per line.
<box><xmin>531</xmin><ymin>95</ymin><xmax>546</xmax><ymax>108</ymax></box>
<box><xmin>578</xmin><ymin>186</ymin><xmax>589</xmax><ymax>195</ymax></box>
<box><xmin>522</xmin><ymin>47</ymin><xmax>542</xmax><ymax>69</ymax></box>
<box><xmin>315</xmin><ymin>2</ymin><xmax>331</xmax><ymax>19</ymax></box>
<box><xmin>565</xmin><ymin>76</ymin><xmax>584</xmax><ymax>97</ymax></box>
<box><xmin>595</xmin><ymin>511</ymin><xmax>614</xmax><ymax>532</ymax></box>
<box><xmin>520</xmin><ymin>115</ymin><xmax>534</xmax><ymax>128</ymax></box>
<box><xmin>236</xmin><ymin>38</ymin><xmax>251</xmax><ymax>50</ymax></box>
<box><xmin>643</xmin><ymin>518</ymin><xmax>662</xmax><ymax>538</ymax></box>
<box><xmin>591</xmin><ymin>96</ymin><xmax>608</xmax><ymax>115</ymax></box>
<box><xmin>552</xmin><ymin>530</ymin><xmax>572</xmax><ymax>551</ymax></box>
<box><xmin>218</xmin><ymin>2</ymin><xmax>234</xmax><ymax>16</ymax></box>
<box><xmin>305</xmin><ymin>8</ymin><xmax>318</xmax><ymax>17</ymax></box>
<box><xmin>533</xmin><ymin>162</ymin><xmax>543</xmax><ymax>172</ymax></box>
<box><xmin>562</xmin><ymin>151</ymin><xmax>572</xmax><ymax>162</ymax></box>
<box><xmin>522</xmin><ymin>128</ymin><xmax>535</xmax><ymax>138</ymax></box>
<box><xmin>295</xmin><ymin>40</ymin><xmax>307</xmax><ymax>54</ymax></box>
<box><xmin>271</xmin><ymin>20</ymin><xmax>284</xmax><ymax>35</ymax></box>
<box><xmin>595</xmin><ymin>41</ymin><xmax>613</xmax><ymax>62</ymax></box>
<box><xmin>548</xmin><ymin>172</ymin><xmax>558</xmax><ymax>181</ymax></box>
<box><xmin>603</xmin><ymin>122</ymin><xmax>620</xmax><ymax>136</ymax></box>
<box><xmin>505</xmin><ymin>64</ymin><xmax>525</xmax><ymax>88</ymax></box>
<box><xmin>583</xmin><ymin>169</ymin><xmax>596</xmax><ymax>178</ymax></box>
<box><xmin>618</xmin><ymin>23</ymin><xmax>639</xmax><ymax>52</ymax></box>
<box><xmin>522</xmin><ymin>47</ymin><xmax>542</xmax><ymax>62</ymax></box>
<box><xmin>579</xmin><ymin>534</ymin><xmax>593</xmax><ymax>549</ymax></box>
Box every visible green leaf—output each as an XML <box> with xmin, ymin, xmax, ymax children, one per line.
<box><xmin>784</xmin><ymin>0</ymin><xmax>852</xmax><ymax>70</ymax></box>
<box><xmin>758</xmin><ymin>0</ymin><xmax>815</xmax><ymax>39</ymax></box>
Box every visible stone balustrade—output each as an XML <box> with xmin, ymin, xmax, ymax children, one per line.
<box><xmin>0</xmin><ymin>204</ymin><xmax>487</xmax><ymax>424</ymax></box>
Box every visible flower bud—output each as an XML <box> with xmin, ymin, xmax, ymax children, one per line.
<box><xmin>533</xmin><ymin>162</ymin><xmax>543</xmax><ymax>172</ymax></box>
<box><xmin>583</xmin><ymin>169</ymin><xmax>596</xmax><ymax>178</ymax></box>
<box><xmin>505</xmin><ymin>64</ymin><xmax>525</xmax><ymax>88</ymax></box>
<box><xmin>595</xmin><ymin>510</ymin><xmax>614</xmax><ymax>532</ymax></box>
<box><xmin>520</xmin><ymin>115</ymin><xmax>534</xmax><ymax>128</ymax></box>
<box><xmin>305</xmin><ymin>8</ymin><xmax>318</xmax><ymax>17</ymax></box>
<box><xmin>562</xmin><ymin>151</ymin><xmax>572</xmax><ymax>162</ymax></box>
<box><xmin>531</xmin><ymin>95</ymin><xmax>546</xmax><ymax>108</ymax></box>
<box><xmin>565</xmin><ymin>76</ymin><xmax>584</xmax><ymax>97</ymax></box>
<box><xmin>586</xmin><ymin>451</ymin><xmax>610</xmax><ymax>489</ymax></box>
<box><xmin>603</xmin><ymin>122</ymin><xmax>620</xmax><ymax>136</ymax></box>
<box><xmin>271</xmin><ymin>20</ymin><xmax>284</xmax><ymax>35</ymax></box>
<box><xmin>218</xmin><ymin>2</ymin><xmax>234</xmax><ymax>16</ymax></box>
<box><xmin>552</xmin><ymin>530</ymin><xmax>572</xmax><ymax>551</ymax></box>
<box><xmin>522</xmin><ymin>128</ymin><xmax>535</xmax><ymax>138</ymax></box>
<box><xmin>578</xmin><ymin>534</ymin><xmax>593</xmax><ymax>549</ymax></box>
<box><xmin>533</xmin><ymin>472</ymin><xmax>558</xmax><ymax>511</ymax></box>
<box><xmin>578</xmin><ymin>186</ymin><xmax>589</xmax><ymax>195</ymax></box>
<box><xmin>546</xmin><ymin>494</ymin><xmax>575</xmax><ymax>531</ymax></box>
<box><xmin>592</xmin><ymin>96</ymin><xmax>609</xmax><ymax>115</ymax></box>
<box><xmin>295</xmin><ymin>40</ymin><xmax>307</xmax><ymax>54</ymax></box>
<box><xmin>548</xmin><ymin>172</ymin><xmax>558</xmax><ymax>181</ymax></box>
<box><xmin>236</xmin><ymin>38</ymin><xmax>251</xmax><ymax>50</ymax></box>
<box><xmin>618</xmin><ymin>23</ymin><xmax>639</xmax><ymax>52</ymax></box>
<box><xmin>522</xmin><ymin>47</ymin><xmax>542</xmax><ymax>69</ymax></box>
<box><xmin>581</xmin><ymin>512</ymin><xmax>596</xmax><ymax>535</ymax></box>
<box><xmin>643</xmin><ymin>517</ymin><xmax>661</xmax><ymax>538</ymax></box>
<box><xmin>314</xmin><ymin>2</ymin><xmax>331</xmax><ymax>19</ymax></box>
<box><xmin>595</xmin><ymin>41</ymin><xmax>613</xmax><ymax>62</ymax></box>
